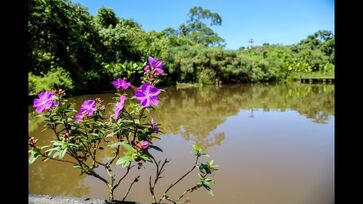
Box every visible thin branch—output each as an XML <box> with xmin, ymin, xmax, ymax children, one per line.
<box><xmin>149</xmin><ymin>175</ymin><xmax>155</xmax><ymax>203</ymax></box>
<box><xmin>67</xmin><ymin>148</ymin><xmax>109</xmax><ymax>185</ymax></box>
<box><xmin>149</xmin><ymin>158</ymin><xmax>169</xmax><ymax>203</ymax></box>
<box><xmin>86</xmin><ymin>170</ymin><xmax>109</xmax><ymax>185</ymax></box>
<box><xmin>113</xmin><ymin>163</ymin><xmax>133</xmax><ymax>191</ymax></box>
<box><xmin>122</xmin><ymin>176</ymin><xmax>140</xmax><ymax>201</ymax></box>
<box><xmin>108</xmin><ymin>136</ymin><xmax>121</xmax><ymax>166</ymax></box>
<box><xmin>123</xmin><ymin>109</ymin><xmax>136</xmax><ymax>143</ymax></box>
<box><xmin>176</xmin><ymin>185</ymin><xmax>199</xmax><ymax>202</ymax></box>
<box><xmin>133</xmin><ymin>108</ymin><xmax>145</xmax><ymax>142</ymax></box>
<box><xmin>159</xmin><ymin>157</ymin><xmax>199</xmax><ymax>203</ymax></box>
<box><xmin>165</xmin><ymin>197</ymin><xmax>176</xmax><ymax>204</ymax></box>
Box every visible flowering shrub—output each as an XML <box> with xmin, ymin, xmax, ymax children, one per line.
<box><xmin>29</xmin><ymin>57</ymin><xmax>218</xmax><ymax>203</ymax></box>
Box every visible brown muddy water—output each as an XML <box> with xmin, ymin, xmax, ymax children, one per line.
<box><xmin>29</xmin><ymin>83</ymin><xmax>334</xmax><ymax>204</ymax></box>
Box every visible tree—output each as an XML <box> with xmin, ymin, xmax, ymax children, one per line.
<box><xmin>179</xmin><ymin>6</ymin><xmax>225</xmax><ymax>47</ymax></box>
<box><xmin>28</xmin><ymin>0</ymin><xmax>104</xmax><ymax>92</ymax></box>
<box><xmin>96</xmin><ymin>7</ymin><xmax>118</xmax><ymax>28</ymax></box>
<box><xmin>162</xmin><ymin>27</ymin><xmax>179</xmax><ymax>38</ymax></box>
<box><xmin>314</xmin><ymin>30</ymin><xmax>333</xmax><ymax>41</ymax></box>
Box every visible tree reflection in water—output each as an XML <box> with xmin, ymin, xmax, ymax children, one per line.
<box><xmin>29</xmin><ymin>83</ymin><xmax>334</xmax><ymax>151</ymax></box>
<box><xmin>148</xmin><ymin>83</ymin><xmax>334</xmax><ymax>149</ymax></box>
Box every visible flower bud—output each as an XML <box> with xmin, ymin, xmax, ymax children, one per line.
<box><xmin>28</xmin><ymin>136</ymin><xmax>38</xmax><ymax>147</ymax></box>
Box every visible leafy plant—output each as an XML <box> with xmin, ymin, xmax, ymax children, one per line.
<box><xmin>29</xmin><ymin>68</ymin><xmax>74</xmax><ymax>95</ymax></box>
<box><xmin>29</xmin><ymin>57</ymin><xmax>218</xmax><ymax>203</ymax></box>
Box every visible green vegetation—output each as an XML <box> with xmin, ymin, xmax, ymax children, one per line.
<box><xmin>29</xmin><ymin>68</ymin><xmax>74</xmax><ymax>95</ymax></box>
<box><xmin>28</xmin><ymin>0</ymin><xmax>334</xmax><ymax>95</ymax></box>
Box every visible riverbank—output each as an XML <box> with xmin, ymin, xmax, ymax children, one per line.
<box><xmin>28</xmin><ymin>194</ymin><xmax>143</xmax><ymax>204</ymax></box>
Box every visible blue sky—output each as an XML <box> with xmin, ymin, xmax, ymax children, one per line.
<box><xmin>71</xmin><ymin>0</ymin><xmax>334</xmax><ymax>50</ymax></box>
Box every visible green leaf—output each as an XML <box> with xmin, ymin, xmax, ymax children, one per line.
<box><xmin>29</xmin><ymin>155</ymin><xmax>37</xmax><ymax>164</ymax></box>
<box><xmin>52</xmin><ymin>151</ymin><xmax>60</xmax><ymax>158</ymax></box>
<box><xmin>196</xmin><ymin>181</ymin><xmax>203</xmax><ymax>188</ymax></box>
<box><xmin>204</xmin><ymin>178</ymin><xmax>215</xmax><ymax>185</ymax></box>
<box><xmin>192</xmin><ymin>144</ymin><xmax>205</xmax><ymax>156</ymax></box>
<box><xmin>42</xmin><ymin>157</ymin><xmax>50</xmax><ymax>162</ymax></box>
<box><xmin>29</xmin><ymin>150</ymin><xmax>40</xmax><ymax>164</ymax></box>
<box><xmin>149</xmin><ymin>145</ymin><xmax>163</xmax><ymax>152</ymax></box>
<box><xmin>208</xmin><ymin>160</ymin><xmax>214</xmax><ymax>166</ymax></box>
<box><xmin>45</xmin><ymin>147</ymin><xmax>59</xmax><ymax>156</ymax></box>
<box><xmin>206</xmin><ymin>188</ymin><xmax>214</xmax><ymax>196</ymax></box>
<box><xmin>73</xmin><ymin>164</ymin><xmax>82</xmax><ymax>169</ymax></box>
<box><xmin>122</xmin><ymin>143</ymin><xmax>136</xmax><ymax>153</ymax></box>
<box><xmin>109</xmin><ymin>141</ymin><xmax>123</xmax><ymax>149</ymax></box>
<box><xmin>59</xmin><ymin>147</ymin><xmax>67</xmax><ymax>159</ymax></box>
<box><xmin>193</xmin><ymin>144</ymin><xmax>201</xmax><ymax>151</ymax></box>
<box><xmin>116</xmin><ymin>155</ymin><xmax>133</xmax><ymax>167</ymax></box>
<box><xmin>203</xmin><ymin>184</ymin><xmax>214</xmax><ymax>196</ymax></box>
<box><xmin>139</xmin><ymin>153</ymin><xmax>152</xmax><ymax>162</ymax></box>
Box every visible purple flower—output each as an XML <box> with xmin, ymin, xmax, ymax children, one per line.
<box><xmin>80</xmin><ymin>100</ymin><xmax>97</xmax><ymax>116</ymax></box>
<box><xmin>76</xmin><ymin>111</ymin><xmax>86</xmax><ymax>123</ymax></box>
<box><xmin>151</xmin><ymin>119</ymin><xmax>159</xmax><ymax>133</ymax></box>
<box><xmin>139</xmin><ymin>140</ymin><xmax>149</xmax><ymax>150</ymax></box>
<box><xmin>135</xmin><ymin>83</ymin><xmax>160</xmax><ymax>107</ymax></box>
<box><xmin>33</xmin><ymin>91</ymin><xmax>58</xmax><ymax>113</ymax></box>
<box><xmin>144</xmin><ymin>57</ymin><xmax>164</xmax><ymax>75</ymax></box>
<box><xmin>111</xmin><ymin>78</ymin><xmax>131</xmax><ymax>90</ymax></box>
<box><xmin>76</xmin><ymin>99</ymin><xmax>97</xmax><ymax>122</ymax></box>
<box><xmin>113</xmin><ymin>95</ymin><xmax>126</xmax><ymax>120</ymax></box>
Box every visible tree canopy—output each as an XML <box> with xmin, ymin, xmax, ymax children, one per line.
<box><xmin>28</xmin><ymin>0</ymin><xmax>334</xmax><ymax>95</ymax></box>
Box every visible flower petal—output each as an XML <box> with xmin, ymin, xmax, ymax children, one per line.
<box><xmin>140</xmin><ymin>98</ymin><xmax>151</xmax><ymax>107</ymax></box>
<box><xmin>76</xmin><ymin>112</ymin><xmax>84</xmax><ymax>122</ymax></box>
<box><xmin>150</xmin><ymin>96</ymin><xmax>159</xmax><ymax>106</ymax></box>
<box><xmin>147</xmin><ymin>86</ymin><xmax>160</xmax><ymax>96</ymax></box>
<box><xmin>35</xmin><ymin>106</ymin><xmax>45</xmax><ymax>113</ymax></box>
<box><xmin>121</xmin><ymin>82</ymin><xmax>131</xmax><ymax>89</ymax></box>
<box><xmin>148</xmin><ymin>57</ymin><xmax>158</xmax><ymax>67</ymax></box>
<box><xmin>33</xmin><ymin>98</ymin><xmax>41</xmax><ymax>107</ymax></box>
<box><xmin>154</xmin><ymin>61</ymin><xmax>163</xmax><ymax>69</ymax></box>
<box><xmin>140</xmin><ymin>83</ymin><xmax>150</xmax><ymax>92</ymax></box>
<box><xmin>135</xmin><ymin>90</ymin><xmax>145</xmax><ymax>99</ymax></box>
<box><xmin>111</xmin><ymin>81</ymin><xmax>121</xmax><ymax>89</ymax></box>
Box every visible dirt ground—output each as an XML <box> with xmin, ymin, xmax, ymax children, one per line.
<box><xmin>28</xmin><ymin>194</ymin><xmax>141</xmax><ymax>204</ymax></box>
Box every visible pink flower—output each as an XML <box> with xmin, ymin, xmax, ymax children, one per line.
<box><xmin>144</xmin><ymin>57</ymin><xmax>164</xmax><ymax>75</ymax></box>
<box><xmin>134</xmin><ymin>83</ymin><xmax>160</xmax><ymax>108</ymax></box>
<box><xmin>139</xmin><ymin>140</ymin><xmax>149</xmax><ymax>150</ymax></box>
<box><xmin>111</xmin><ymin>78</ymin><xmax>131</xmax><ymax>90</ymax></box>
<box><xmin>113</xmin><ymin>95</ymin><xmax>126</xmax><ymax>120</ymax></box>
<box><xmin>33</xmin><ymin>91</ymin><xmax>58</xmax><ymax>113</ymax></box>
<box><xmin>75</xmin><ymin>100</ymin><xmax>97</xmax><ymax>122</ymax></box>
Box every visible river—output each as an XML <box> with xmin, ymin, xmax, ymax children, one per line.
<box><xmin>29</xmin><ymin>83</ymin><xmax>334</xmax><ymax>204</ymax></box>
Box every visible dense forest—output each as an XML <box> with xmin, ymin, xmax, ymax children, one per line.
<box><xmin>28</xmin><ymin>0</ymin><xmax>335</xmax><ymax>95</ymax></box>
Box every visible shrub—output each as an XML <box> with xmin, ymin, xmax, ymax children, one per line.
<box><xmin>29</xmin><ymin>57</ymin><xmax>218</xmax><ymax>203</ymax></box>
<box><xmin>198</xmin><ymin>69</ymin><xmax>216</xmax><ymax>85</ymax></box>
<box><xmin>28</xmin><ymin>67</ymin><xmax>74</xmax><ymax>95</ymax></box>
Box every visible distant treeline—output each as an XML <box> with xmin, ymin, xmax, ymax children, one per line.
<box><xmin>29</xmin><ymin>0</ymin><xmax>334</xmax><ymax>95</ymax></box>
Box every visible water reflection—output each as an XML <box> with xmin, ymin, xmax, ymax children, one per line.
<box><xmin>29</xmin><ymin>83</ymin><xmax>334</xmax><ymax>203</ymax></box>
<box><xmin>149</xmin><ymin>83</ymin><xmax>334</xmax><ymax>149</ymax></box>
<box><xmin>29</xmin><ymin>83</ymin><xmax>334</xmax><ymax>150</ymax></box>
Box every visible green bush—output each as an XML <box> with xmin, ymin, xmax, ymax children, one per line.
<box><xmin>322</xmin><ymin>63</ymin><xmax>334</xmax><ymax>73</ymax></box>
<box><xmin>103</xmin><ymin>61</ymin><xmax>144</xmax><ymax>84</ymax></box>
<box><xmin>198</xmin><ymin>69</ymin><xmax>216</xmax><ymax>85</ymax></box>
<box><xmin>29</xmin><ymin>68</ymin><xmax>74</xmax><ymax>95</ymax></box>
